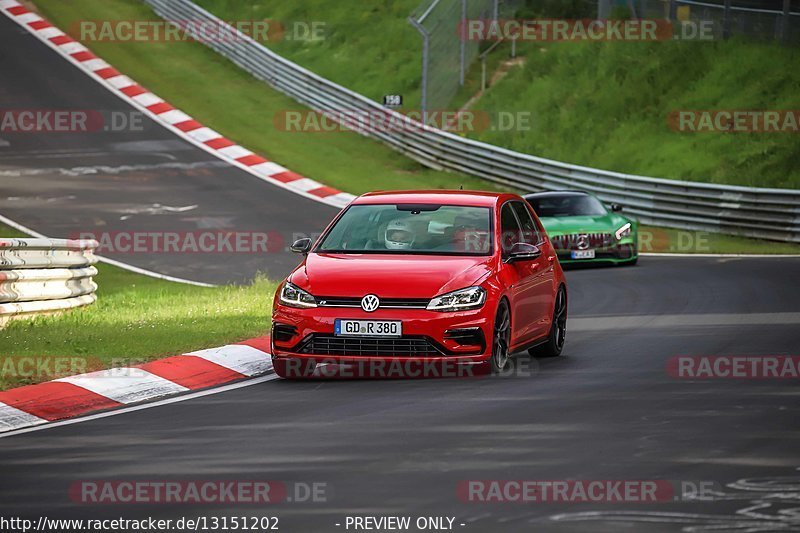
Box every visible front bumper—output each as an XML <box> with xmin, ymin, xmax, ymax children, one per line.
<box><xmin>555</xmin><ymin>242</ymin><xmax>638</xmax><ymax>264</ymax></box>
<box><xmin>271</xmin><ymin>303</ymin><xmax>494</xmax><ymax>370</ymax></box>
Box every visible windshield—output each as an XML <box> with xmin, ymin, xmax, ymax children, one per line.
<box><xmin>527</xmin><ymin>194</ymin><xmax>608</xmax><ymax>217</ymax></box>
<box><xmin>316</xmin><ymin>203</ymin><xmax>492</xmax><ymax>255</ymax></box>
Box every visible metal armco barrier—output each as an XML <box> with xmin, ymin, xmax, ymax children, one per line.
<box><xmin>144</xmin><ymin>0</ymin><xmax>800</xmax><ymax>243</ymax></box>
<box><xmin>0</xmin><ymin>238</ymin><xmax>99</xmax><ymax>326</ymax></box>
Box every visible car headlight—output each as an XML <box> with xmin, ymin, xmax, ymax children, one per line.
<box><xmin>427</xmin><ymin>286</ymin><xmax>486</xmax><ymax>312</ymax></box>
<box><xmin>615</xmin><ymin>222</ymin><xmax>632</xmax><ymax>240</ymax></box>
<box><xmin>279</xmin><ymin>281</ymin><xmax>317</xmax><ymax>308</ymax></box>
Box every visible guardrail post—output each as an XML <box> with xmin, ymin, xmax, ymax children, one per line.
<box><xmin>627</xmin><ymin>0</ymin><xmax>638</xmax><ymax>19</ymax></box>
<box><xmin>722</xmin><ymin>0</ymin><xmax>732</xmax><ymax>39</ymax></box>
<box><xmin>780</xmin><ymin>0</ymin><xmax>791</xmax><ymax>42</ymax></box>
<box><xmin>598</xmin><ymin>0</ymin><xmax>611</xmax><ymax>19</ymax></box>
<box><xmin>409</xmin><ymin>17</ymin><xmax>430</xmax><ymax>120</ymax></box>
<box><xmin>459</xmin><ymin>0</ymin><xmax>467</xmax><ymax>86</ymax></box>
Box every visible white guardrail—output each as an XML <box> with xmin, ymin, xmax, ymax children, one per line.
<box><xmin>0</xmin><ymin>238</ymin><xmax>99</xmax><ymax>326</ymax></box>
<box><xmin>144</xmin><ymin>0</ymin><xmax>800</xmax><ymax>243</ymax></box>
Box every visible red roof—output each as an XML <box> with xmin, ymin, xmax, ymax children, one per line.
<box><xmin>354</xmin><ymin>190</ymin><xmax>516</xmax><ymax>207</ymax></box>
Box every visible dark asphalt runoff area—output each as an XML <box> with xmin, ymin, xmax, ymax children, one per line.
<box><xmin>0</xmin><ymin>13</ymin><xmax>337</xmax><ymax>284</ymax></box>
<box><xmin>1</xmin><ymin>256</ymin><xmax>799</xmax><ymax>533</ymax></box>
<box><xmin>2</xmin><ymin>9</ymin><xmax>800</xmax><ymax>533</ymax></box>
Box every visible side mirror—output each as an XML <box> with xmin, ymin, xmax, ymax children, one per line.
<box><xmin>290</xmin><ymin>238</ymin><xmax>312</xmax><ymax>255</ymax></box>
<box><xmin>610</xmin><ymin>204</ymin><xmax>623</xmax><ymax>212</ymax></box>
<box><xmin>505</xmin><ymin>243</ymin><xmax>542</xmax><ymax>263</ymax></box>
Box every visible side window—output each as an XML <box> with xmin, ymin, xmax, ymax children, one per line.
<box><xmin>510</xmin><ymin>202</ymin><xmax>542</xmax><ymax>245</ymax></box>
<box><xmin>500</xmin><ymin>203</ymin><xmax>521</xmax><ymax>255</ymax></box>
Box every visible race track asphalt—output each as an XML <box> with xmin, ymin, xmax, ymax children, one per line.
<box><xmin>1</xmin><ymin>256</ymin><xmax>799</xmax><ymax>532</ymax></box>
<box><xmin>0</xmin><ymin>13</ymin><xmax>337</xmax><ymax>284</ymax></box>
<box><xmin>1</xmin><ymin>10</ymin><xmax>799</xmax><ymax>533</ymax></box>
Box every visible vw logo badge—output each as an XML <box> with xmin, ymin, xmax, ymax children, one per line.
<box><xmin>576</xmin><ymin>234</ymin><xmax>590</xmax><ymax>250</ymax></box>
<box><xmin>361</xmin><ymin>294</ymin><xmax>380</xmax><ymax>313</ymax></box>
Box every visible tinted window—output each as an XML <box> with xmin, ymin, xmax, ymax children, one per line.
<box><xmin>317</xmin><ymin>204</ymin><xmax>492</xmax><ymax>255</ymax></box>
<box><xmin>510</xmin><ymin>201</ymin><xmax>542</xmax><ymax>245</ymax></box>
<box><xmin>500</xmin><ymin>203</ymin><xmax>521</xmax><ymax>255</ymax></box>
<box><xmin>527</xmin><ymin>194</ymin><xmax>608</xmax><ymax>217</ymax></box>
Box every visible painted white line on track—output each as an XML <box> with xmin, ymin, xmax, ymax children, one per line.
<box><xmin>0</xmin><ymin>212</ymin><xmax>216</xmax><ymax>287</ymax></box>
<box><xmin>0</xmin><ymin>373</ymin><xmax>280</xmax><ymax>439</ymax></box>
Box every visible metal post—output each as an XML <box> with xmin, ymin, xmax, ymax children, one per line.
<box><xmin>780</xmin><ymin>0</ymin><xmax>791</xmax><ymax>42</ymax></box>
<box><xmin>598</xmin><ymin>0</ymin><xmax>611</xmax><ymax>19</ymax></box>
<box><xmin>409</xmin><ymin>17</ymin><xmax>429</xmax><ymax>120</ymax></box>
<box><xmin>627</xmin><ymin>0</ymin><xmax>638</xmax><ymax>19</ymax></box>
<box><xmin>459</xmin><ymin>0</ymin><xmax>467</xmax><ymax>86</ymax></box>
<box><xmin>669</xmin><ymin>0</ymin><xmax>677</xmax><ymax>21</ymax></box>
<box><xmin>722</xmin><ymin>0</ymin><xmax>732</xmax><ymax>39</ymax></box>
<box><xmin>493</xmin><ymin>0</ymin><xmax>499</xmax><ymax>22</ymax></box>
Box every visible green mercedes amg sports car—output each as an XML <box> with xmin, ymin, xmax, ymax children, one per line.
<box><xmin>524</xmin><ymin>191</ymin><xmax>638</xmax><ymax>266</ymax></box>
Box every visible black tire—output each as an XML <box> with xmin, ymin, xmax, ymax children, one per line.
<box><xmin>529</xmin><ymin>286</ymin><xmax>567</xmax><ymax>358</ymax></box>
<box><xmin>491</xmin><ymin>300</ymin><xmax>512</xmax><ymax>374</ymax></box>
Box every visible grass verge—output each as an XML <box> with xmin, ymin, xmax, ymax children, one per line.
<box><xmin>0</xmin><ymin>225</ymin><xmax>274</xmax><ymax>390</ymax></box>
<box><xmin>191</xmin><ymin>0</ymin><xmax>800</xmax><ymax>189</ymax></box>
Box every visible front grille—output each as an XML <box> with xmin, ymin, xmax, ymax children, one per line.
<box><xmin>551</xmin><ymin>233</ymin><xmax>613</xmax><ymax>251</ymax></box>
<box><xmin>316</xmin><ymin>296</ymin><xmax>429</xmax><ymax>309</ymax></box>
<box><xmin>297</xmin><ymin>335</ymin><xmax>444</xmax><ymax>357</ymax></box>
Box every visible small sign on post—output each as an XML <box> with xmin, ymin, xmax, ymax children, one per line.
<box><xmin>382</xmin><ymin>94</ymin><xmax>403</xmax><ymax>108</ymax></box>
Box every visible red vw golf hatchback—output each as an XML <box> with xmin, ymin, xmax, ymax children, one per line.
<box><xmin>271</xmin><ymin>191</ymin><xmax>567</xmax><ymax>378</ymax></box>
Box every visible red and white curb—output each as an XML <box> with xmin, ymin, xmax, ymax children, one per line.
<box><xmin>0</xmin><ymin>0</ymin><xmax>355</xmax><ymax>209</ymax></box>
<box><xmin>0</xmin><ymin>336</ymin><xmax>273</xmax><ymax>433</ymax></box>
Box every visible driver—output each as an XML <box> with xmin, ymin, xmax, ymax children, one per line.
<box><xmin>384</xmin><ymin>219</ymin><xmax>416</xmax><ymax>250</ymax></box>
